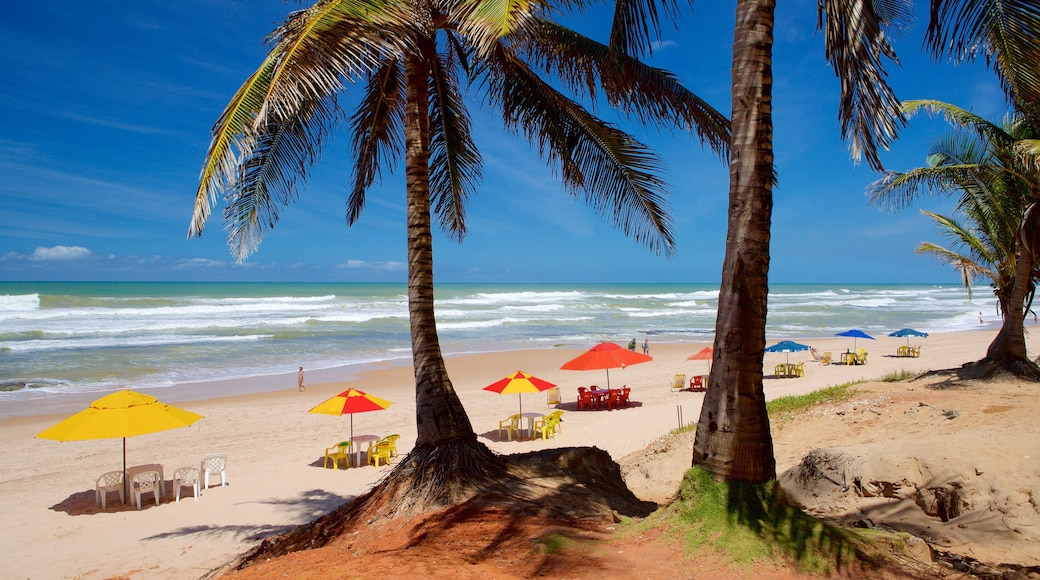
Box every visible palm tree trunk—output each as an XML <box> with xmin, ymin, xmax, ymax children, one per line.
<box><xmin>986</xmin><ymin>229</ymin><xmax>1033</xmax><ymax>362</ymax></box>
<box><xmin>692</xmin><ymin>0</ymin><xmax>777</xmax><ymax>483</ymax></box>
<box><xmin>402</xmin><ymin>50</ymin><xmax>476</xmax><ymax>447</ymax></box>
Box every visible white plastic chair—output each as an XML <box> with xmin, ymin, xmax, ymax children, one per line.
<box><xmin>94</xmin><ymin>470</ymin><xmax>124</xmax><ymax>509</ymax></box>
<box><xmin>200</xmin><ymin>454</ymin><xmax>228</xmax><ymax>490</ymax></box>
<box><xmin>172</xmin><ymin>467</ymin><xmax>200</xmax><ymax>502</ymax></box>
<box><xmin>131</xmin><ymin>470</ymin><xmax>161</xmax><ymax>510</ymax></box>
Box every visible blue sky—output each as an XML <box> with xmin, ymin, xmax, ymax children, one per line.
<box><xmin>0</xmin><ymin>1</ymin><xmax>1007</xmax><ymax>284</ymax></box>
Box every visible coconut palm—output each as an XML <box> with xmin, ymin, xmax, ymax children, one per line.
<box><xmin>694</xmin><ymin>0</ymin><xmax>1040</xmax><ymax>483</ymax></box>
<box><xmin>869</xmin><ymin>101</ymin><xmax>1040</xmax><ymax>374</ymax></box>
<box><xmin>189</xmin><ymin>0</ymin><xmax>730</xmax><ymax>510</ymax></box>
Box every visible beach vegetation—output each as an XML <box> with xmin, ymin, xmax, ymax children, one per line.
<box><xmin>695</xmin><ymin>0</ymin><xmax>1040</xmax><ymax>484</ymax></box>
<box><xmin>624</xmin><ymin>466</ymin><xmax>919</xmax><ymax>575</ymax></box>
<box><xmin>869</xmin><ymin>101</ymin><xmax>1040</xmax><ymax>380</ymax></box>
<box><xmin>188</xmin><ymin>0</ymin><xmax>730</xmax><ymax>516</ymax></box>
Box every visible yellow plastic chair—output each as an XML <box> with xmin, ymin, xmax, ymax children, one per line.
<box><xmin>820</xmin><ymin>352</ymin><xmax>832</xmax><ymax>365</ymax></box>
<box><xmin>790</xmin><ymin>362</ymin><xmax>804</xmax><ymax>377</ymax></box>
<box><xmin>384</xmin><ymin>434</ymin><xmax>401</xmax><ymax>459</ymax></box>
<box><xmin>912</xmin><ymin>346</ymin><xmax>921</xmax><ymax>358</ymax></box>
<box><xmin>671</xmin><ymin>374</ymin><xmax>686</xmax><ymax>391</ymax></box>
<box><xmin>368</xmin><ymin>438</ymin><xmax>393</xmax><ymax>467</ymax></box>
<box><xmin>324</xmin><ymin>441</ymin><xmax>350</xmax><ymax>469</ymax></box>
<box><xmin>545</xmin><ymin>387</ymin><xmax>561</xmax><ymax>407</ymax></box>
<box><xmin>498</xmin><ymin>414</ymin><xmax>521</xmax><ymax>441</ymax></box>
<box><xmin>856</xmin><ymin>352</ymin><xmax>868</xmax><ymax>365</ymax></box>
<box><xmin>774</xmin><ymin>364</ymin><xmax>788</xmax><ymax>378</ymax></box>
<box><xmin>533</xmin><ymin>414</ymin><xmax>560</xmax><ymax>441</ymax></box>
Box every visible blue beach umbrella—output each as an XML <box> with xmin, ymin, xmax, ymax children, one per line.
<box><xmin>888</xmin><ymin>328</ymin><xmax>928</xmax><ymax>346</ymax></box>
<box><xmin>836</xmin><ymin>329</ymin><xmax>874</xmax><ymax>350</ymax></box>
<box><xmin>764</xmin><ymin>340</ymin><xmax>811</xmax><ymax>364</ymax></box>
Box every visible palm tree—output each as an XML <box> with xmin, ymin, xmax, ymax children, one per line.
<box><xmin>189</xmin><ymin>0</ymin><xmax>730</xmax><ymax>511</ymax></box>
<box><xmin>694</xmin><ymin>0</ymin><xmax>1040</xmax><ymax>483</ymax></box>
<box><xmin>693</xmin><ymin>0</ymin><xmax>911</xmax><ymax>483</ymax></box>
<box><xmin>869</xmin><ymin>101</ymin><xmax>1040</xmax><ymax>375</ymax></box>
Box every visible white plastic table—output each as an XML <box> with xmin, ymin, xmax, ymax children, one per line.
<box><xmin>520</xmin><ymin>412</ymin><xmax>545</xmax><ymax>440</ymax></box>
<box><xmin>349</xmin><ymin>434</ymin><xmax>379</xmax><ymax>467</ymax></box>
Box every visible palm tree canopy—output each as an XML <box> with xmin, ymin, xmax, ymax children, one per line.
<box><xmin>925</xmin><ymin>0</ymin><xmax>1040</xmax><ymax>120</ymax></box>
<box><xmin>189</xmin><ymin>0</ymin><xmax>731</xmax><ymax>261</ymax></box>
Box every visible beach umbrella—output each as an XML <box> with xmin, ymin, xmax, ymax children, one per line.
<box><xmin>687</xmin><ymin>346</ymin><xmax>714</xmax><ymax>373</ymax></box>
<box><xmin>764</xmin><ymin>340</ymin><xmax>811</xmax><ymax>364</ymax></box>
<box><xmin>560</xmin><ymin>342</ymin><xmax>653</xmax><ymax>388</ymax></box>
<box><xmin>836</xmin><ymin>329</ymin><xmax>875</xmax><ymax>351</ymax></box>
<box><xmin>888</xmin><ymin>328</ymin><xmax>929</xmax><ymax>346</ymax></box>
<box><xmin>36</xmin><ymin>389</ymin><xmax>204</xmax><ymax>496</ymax></box>
<box><xmin>482</xmin><ymin>370</ymin><xmax>556</xmax><ymax>416</ymax></box>
<box><xmin>309</xmin><ymin>388</ymin><xmax>392</xmax><ymax>442</ymax></box>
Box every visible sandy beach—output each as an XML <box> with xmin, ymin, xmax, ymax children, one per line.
<box><xmin>0</xmin><ymin>328</ymin><xmax>1023</xmax><ymax>579</ymax></box>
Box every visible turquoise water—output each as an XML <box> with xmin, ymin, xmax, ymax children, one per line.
<box><xmin>0</xmin><ymin>282</ymin><xmax>994</xmax><ymax>402</ymax></box>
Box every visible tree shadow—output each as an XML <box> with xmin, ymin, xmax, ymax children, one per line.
<box><xmin>142</xmin><ymin>488</ymin><xmax>356</xmax><ymax>543</ymax></box>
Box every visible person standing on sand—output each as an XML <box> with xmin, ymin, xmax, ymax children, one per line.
<box><xmin>298</xmin><ymin>366</ymin><xmax>305</xmax><ymax>392</ymax></box>
<box><xmin>642</xmin><ymin>339</ymin><xmax>649</xmax><ymax>355</ymax></box>
<box><xmin>628</xmin><ymin>338</ymin><xmax>636</xmax><ymax>351</ymax></box>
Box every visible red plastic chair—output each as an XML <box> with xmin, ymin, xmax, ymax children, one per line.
<box><xmin>576</xmin><ymin>387</ymin><xmax>593</xmax><ymax>410</ymax></box>
<box><xmin>619</xmin><ymin>386</ymin><xmax>631</xmax><ymax>407</ymax></box>
<box><xmin>690</xmin><ymin>375</ymin><xmax>705</xmax><ymax>392</ymax></box>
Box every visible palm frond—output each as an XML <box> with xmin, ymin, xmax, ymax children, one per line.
<box><xmin>607</xmin><ymin>0</ymin><xmax>681</xmax><ymax>57</ymax></box>
<box><xmin>225</xmin><ymin>94</ymin><xmax>342</xmax><ymax>260</ymax></box>
<box><xmin>1014</xmin><ymin>138</ymin><xmax>1040</xmax><ymax>174</ymax></box>
<box><xmin>348</xmin><ymin>59</ymin><xmax>406</xmax><ymax>225</ymax></box>
<box><xmin>450</xmin><ymin>0</ymin><xmax>543</xmax><ymax>58</ymax></box>
<box><xmin>190</xmin><ymin>0</ymin><xmax>402</xmax><ymax>257</ymax></box>
<box><xmin>817</xmin><ymin>0</ymin><xmax>913</xmax><ymax>170</ymax></box>
<box><xmin>486</xmin><ymin>44</ymin><xmax>674</xmax><ymax>256</ymax></box>
<box><xmin>513</xmin><ymin>18</ymin><xmax>730</xmax><ymax>158</ymax></box>
<box><xmin>867</xmin><ymin>165</ymin><xmax>965</xmax><ymax>209</ymax></box>
<box><xmin>428</xmin><ymin>51</ymin><xmax>483</xmax><ymax>241</ymax></box>
<box><xmin>926</xmin><ymin>0</ymin><xmax>1040</xmax><ymax>118</ymax></box>
<box><xmin>902</xmin><ymin>99</ymin><xmax>1014</xmax><ymax>147</ymax></box>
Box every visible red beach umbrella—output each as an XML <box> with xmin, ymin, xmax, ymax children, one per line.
<box><xmin>309</xmin><ymin>388</ymin><xmax>392</xmax><ymax>441</ymax></box>
<box><xmin>482</xmin><ymin>370</ymin><xmax>556</xmax><ymax>415</ymax></box>
<box><xmin>560</xmin><ymin>342</ymin><xmax>653</xmax><ymax>388</ymax></box>
<box><xmin>687</xmin><ymin>346</ymin><xmax>714</xmax><ymax>373</ymax></box>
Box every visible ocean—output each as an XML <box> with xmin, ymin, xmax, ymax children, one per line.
<box><xmin>0</xmin><ymin>282</ymin><xmax>995</xmax><ymax>404</ymax></box>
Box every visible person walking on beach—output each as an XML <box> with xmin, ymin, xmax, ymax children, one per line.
<box><xmin>298</xmin><ymin>366</ymin><xmax>306</xmax><ymax>392</ymax></box>
<box><xmin>642</xmin><ymin>339</ymin><xmax>649</xmax><ymax>355</ymax></box>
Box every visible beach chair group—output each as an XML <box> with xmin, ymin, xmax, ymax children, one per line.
<box><xmin>774</xmin><ymin>362</ymin><xmax>804</xmax><ymax>378</ymax></box>
<box><xmin>576</xmin><ymin>386</ymin><xmax>629</xmax><ymax>410</ymax></box>
<box><xmin>94</xmin><ymin>453</ymin><xmax>227</xmax><ymax>510</ymax></box>
<box><xmin>497</xmin><ymin>410</ymin><xmax>564</xmax><ymax>441</ymax></box>
<box><xmin>896</xmin><ymin>345</ymin><xmax>922</xmax><ymax>358</ymax></box>
<box><xmin>323</xmin><ymin>435</ymin><xmax>399</xmax><ymax>469</ymax></box>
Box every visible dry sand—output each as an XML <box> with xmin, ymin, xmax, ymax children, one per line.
<box><xmin>1</xmin><ymin>328</ymin><xmax>1035</xmax><ymax>578</ymax></box>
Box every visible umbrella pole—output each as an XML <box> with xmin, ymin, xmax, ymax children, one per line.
<box><xmin>123</xmin><ymin>437</ymin><xmax>127</xmax><ymax>498</ymax></box>
<box><xmin>605</xmin><ymin>369</ymin><xmax>611</xmax><ymax>389</ymax></box>
<box><xmin>518</xmin><ymin>393</ymin><xmax>523</xmax><ymax>416</ymax></box>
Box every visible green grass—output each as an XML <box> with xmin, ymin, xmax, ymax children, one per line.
<box><xmin>879</xmin><ymin>369</ymin><xmax>919</xmax><ymax>382</ymax></box>
<box><xmin>766</xmin><ymin>383</ymin><xmax>859</xmax><ymax>429</ymax></box>
<box><xmin>624</xmin><ymin>467</ymin><xmax>913</xmax><ymax>575</ymax></box>
<box><xmin>532</xmin><ymin>532</ymin><xmax>570</xmax><ymax>554</ymax></box>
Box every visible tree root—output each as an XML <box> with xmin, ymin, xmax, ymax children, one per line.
<box><xmin>915</xmin><ymin>357</ymin><xmax>1040</xmax><ymax>386</ymax></box>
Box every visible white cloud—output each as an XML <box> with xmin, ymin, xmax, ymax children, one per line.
<box><xmin>173</xmin><ymin>257</ymin><xmax>225</xmax><ymax>269</ymax></box>
<box><xmin>28</xmin><ymin>245</ymin><xmax>92</xmax><ymax>261</ymax></box>
<box><xmin>339</xmin><ymin>259</ymin><xmax>405</xmax><ymax>271</ymax></box>
<box><xmin>650</xmin><ymin>39</ymin><xmax>679</xmax><ymax>51</ymax></box>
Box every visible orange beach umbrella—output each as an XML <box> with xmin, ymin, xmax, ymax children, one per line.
<box><xmin>687</xmin><ymin>346</ymin><xmax>714</xmax><ymax>373</ymax></box>
<box><xmin>483</xmin><ymin>370</ymin><xmax>556</xmax><ymax>415</ymax></box>
<box><xmin>309</xmin><ymin>388</ymin><xmax>392</xmax><ymax>441</ymax></box>
<box><xmin>560</xmin><ymin>342</ymin><xmax>652</xmax><ymax>388</ymax></box>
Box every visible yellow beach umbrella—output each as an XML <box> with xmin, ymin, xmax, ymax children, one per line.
<box><xmin>36</xmin><ymin>389</ymin><xmax>204</xmax><ymax>495</ymax></box>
